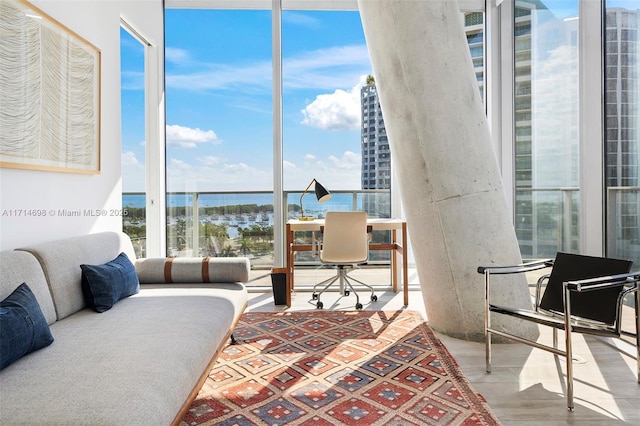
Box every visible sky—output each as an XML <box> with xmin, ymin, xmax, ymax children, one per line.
<box><xmin>120</xmin><ymin>1</ymin><xmax>639</xmax><ymax>193</ymax></box>
<box><xmin>121</xmin><ymin>9</ymin><xmax>372</xmax><ymax>193</ymax></box>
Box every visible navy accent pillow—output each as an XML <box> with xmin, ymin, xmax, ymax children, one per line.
<box><xmin>80</xmin><ymin>252</ymin><xmax>140</xmax><ymax>313</ymax></box>
<box><xmin>0</xmin><ymin>283</ymin><xmax>54</xmax><ymax>370</ymax></box>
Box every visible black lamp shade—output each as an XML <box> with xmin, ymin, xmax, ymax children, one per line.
<box><xmin>314</xmin><ymin>181</ymin><xmax>331</xmax><ymax>203</ymax></box>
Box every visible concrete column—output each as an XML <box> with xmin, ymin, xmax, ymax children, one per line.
<box><xmin>358</xmin><ymin>0</ymin><xmax>538</xmax><ymax>341</ymax></box>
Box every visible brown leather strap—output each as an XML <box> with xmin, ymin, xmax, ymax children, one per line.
<box><xmin>164</xmin><ymin>258</ymin><xmax>174</xmax><ymax>283</ymax></box>
<box><xmin>201</xmin><ymin>257</ymin><xmax>210</xmax><ymax>283</ymax></box>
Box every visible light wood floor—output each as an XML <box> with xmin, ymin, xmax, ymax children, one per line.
<box><xmin>245</xmin><ymin>268</ymin><xmax>640</xmax><ymax>425</ymax></box>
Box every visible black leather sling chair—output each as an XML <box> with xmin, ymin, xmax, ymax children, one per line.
<box><xmin>478</xmin><ymin>252</ymin><xmax>640</xmax><ymax>411</ymax></box>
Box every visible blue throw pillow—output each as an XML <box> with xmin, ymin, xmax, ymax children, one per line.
<box><xmin>80</xmin><ymin>252</ymin><xmax>140</xmax><ymax>313</ymax></box>
<box><xmin>0</xmin><ymin>283</ymin><xmax>54</xmax><ymax>370</ymax></box>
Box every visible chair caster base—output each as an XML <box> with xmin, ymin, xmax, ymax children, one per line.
<box><xmin>312</xmin><ymin>293</ymin><xmax>318</xmax><ymax>300</ymax></box>
<box><xmin>371</xmin><ymin>295</ymin><xmax>377</xmax><ymax>302</ymax></box>
<box><xmin>316</xmin><ymin>301</ymin><xmax>323</xmax><ymax>309</ymax></box>
<box><xmin>355</xmin><ymin>303</ymin><xmax>363</xmax><ymax>310</ymax></box>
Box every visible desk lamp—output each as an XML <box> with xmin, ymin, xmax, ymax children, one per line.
<box><xmin>299</xmin><ymin>178</ymin><xmax>331</xmax><ymax>221</ymax></box>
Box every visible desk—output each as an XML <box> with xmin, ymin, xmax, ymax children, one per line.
<box><xmin>285</xmin><ymin>218</ymin><xmax>408</xmax><ymax>307</ymax></box>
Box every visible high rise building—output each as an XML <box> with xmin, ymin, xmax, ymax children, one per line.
<box><xmin>465</xmin><ymin>12</ymin><xmax>485</xmax><ymax>103</ymax></box>
<box><xmin>360</xmin><ymin>79</ymin><xmax>391</xmax><ymax>190</ymax></box>
<box><xmin>605</xmin><ymin>7</ymin><xmax>640</xmax><ymax>259</ymax></box>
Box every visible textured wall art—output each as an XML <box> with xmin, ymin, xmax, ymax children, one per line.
<box><xmin>0</xmin><ymin>0</ymin><xmax>101</xmax><ymax>173</ymax></box>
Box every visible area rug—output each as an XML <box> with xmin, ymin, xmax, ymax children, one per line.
<box><xmin>180</xmin><ymin>310</ymin><xmax>500</xmax><ymax>426</ymax></box>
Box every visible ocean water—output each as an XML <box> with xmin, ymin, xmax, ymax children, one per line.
<box><xmin>123</xmin><ymin>193</ymin><xmax>365</xmax><ymax>211</ymax></box>
<box><xmin>125</xmin><ymin>192</ymin><xmax>392</xmax><ymax>252</ymax></box>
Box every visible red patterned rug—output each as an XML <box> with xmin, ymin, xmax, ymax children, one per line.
<box><xmin>180</xmin><ymin>310</ymin><xmax>500</xmax><ymax>426</ymax></box>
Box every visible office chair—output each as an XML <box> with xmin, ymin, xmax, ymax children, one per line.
<box><xmin>312</xmin><ymin>211</ymin><xmax>377</xmax><ymax>310</ymax></box>
<box><xmin>478</xmin><ymin>252</ymin><xmax>639</xmax><ymax>411</ymax></box>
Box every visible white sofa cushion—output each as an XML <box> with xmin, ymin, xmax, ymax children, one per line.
<box><xmin>0</xmin><ymin>251</ymin><xmax>56</xmax><ymax>325</ymax></box>
<box><xmin>18</xmin><ymin>232</ymin><xmax>137</xmax><ymax>320</ymax></box>
<box><xmin>0</xmin><ymin>283</ymin><xmax>246</xmax><ymax>425</ymax></box>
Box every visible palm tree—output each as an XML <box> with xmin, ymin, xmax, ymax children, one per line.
<box><xmin>238</xmin><ymin>238</ymin><xmax>252</xmax><ymax>255</ymax></box>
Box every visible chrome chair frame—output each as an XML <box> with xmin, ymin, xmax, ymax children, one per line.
<box><xmin>478</xmin><ymin>257</ymin><xmax>640</xmax><ymax>411</ymax></box>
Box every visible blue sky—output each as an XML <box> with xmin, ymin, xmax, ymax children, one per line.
<box><xmin>121</xmin><ymin>1</ymin><xmax>639</xmax><ymax>193</ymax></box>
<box><xmin>121</xmin><ymin>9</ymin><xmax>371</xmax><ymax>192</ymax></box>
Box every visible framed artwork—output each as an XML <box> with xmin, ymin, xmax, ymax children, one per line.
<box><xmin>0</xmin><ymin>0</ymin><xmax>101</xmax><ymax>174</ymax></box>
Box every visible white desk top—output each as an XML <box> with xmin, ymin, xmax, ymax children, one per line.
<box><xmin>287</xmin><ymin>218</ymin><xmax>405</xmax><ymax>231</ymax></box>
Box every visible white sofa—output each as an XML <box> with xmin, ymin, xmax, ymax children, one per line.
<box><xmin>0</xmin><ymin>231</ymin><xmax>249</xmax><ymax>425</ymax></box>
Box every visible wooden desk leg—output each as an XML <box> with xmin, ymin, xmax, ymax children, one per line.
<box><xmin>402</xmin><ymin>222</ymin><xmax>409</xmax><ymax>307</ymax></box>
<box><xmin>285</xmin><ymin>224</ymin><xmax>293</xmax><ymax>307</ymax></box>
<box><xmin>391</xmin><ymin>229</ymin><xmax>398</xmax><ymax>293</ymax></box>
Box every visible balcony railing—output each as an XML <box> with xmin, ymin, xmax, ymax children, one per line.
<box><xmin>124</xmin><ymin>187</ymin><xmax>640</xmax><ymax>281</ymax></box>
<box><xmin>514</xmin><ymin>187</ymin><xmax>579</xmax><ymax>259</ymax></box>
<box><xmin>123</xmin><ymin>189</ymin><xmax>392</xmax><ymax>270</ymax></box>
<box><xmin>607</xmin><ymin>186</ymin><xmax>640</xmax><ymax>265</ymax></box>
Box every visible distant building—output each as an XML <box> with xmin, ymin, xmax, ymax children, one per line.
<box><xmin>605</xmin><ymin>7</ymin><xmax>639</xmax><ymax>188</ymax></box>
<box><xmin>605</xmin><ymin>7</ymin><xmax>640</xmax><ymax>258</ymax></box>
<box><xmin>360</xmin><ymin>78</ymin><xmax>391</xmax><ymax>190</ymax></box>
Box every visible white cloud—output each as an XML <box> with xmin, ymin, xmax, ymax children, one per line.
<box><xmin>166</xmin><ymin>158</ymin><xmax>272</xmax><ymax>191</ymax></box>
<box><xmin>284</xmin><ymin>46</ymin><xmax>370</xmax><ymax>90</ymax></box>
<box><xmin>198</xmin><ymin>156</ymin><xmax>222</xmax><ymax>166</ymax></box>
<box><xmin>166</xmin><ymin>124</ymin><xmax>221</xmax><ymax>148</ymax></box>
<box><xmin>165</xmin><ymin>47</ymin><xmax>191</xmax><ymax>65</ymax></box>
<box><xmin>300</xmin><ymin>79</ymin><xmax>364</xmax><ymax>131</ymax></box>
<box><xmin>284</xmin><ymin>155</ymin><xmax>361</xmax><ymax>191</ymax></box>
<box><xmin>121</xmin><ymin>71</ymin><xmax>144</xmax><ymax>91</ymax></box>
<box><xmin>121</xmin><ymin>151</ymin><xmax>141</xmax><ymax>167</ymax></box>
<box><xmin>165</xmin><ymin>45</ymin><xmax>370</xmax><ymax>93</ymax></box>
<box><xmin>169</xmin><ymin>158</ymin><xmax>190</xmax><ymax>169</ymax></box>
<box><xmin>282</xmin><ymin>12</ymin><xmax>321</xmax><ymax>29</ymax></box>
<box><xmin>328</xmin><ymin>151</ymin><xmax>361</xmax><ymax>170</ymax></box>
<box><xmin>166</xmin><ymin>62</ymin><xmax>272</xmax><ymax>92</ymax></box>
<box><xmin>283</xmin><ymin>151</ymin><xmax>362</xmax><ymax>191</ymax></box>
<box><xmin>121</xmin><ymin>151</ymin><xmax>145</xmax><ymax>192</ymax></box>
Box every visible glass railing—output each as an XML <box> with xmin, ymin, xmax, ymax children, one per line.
<box><xmin>122</xmin><ymin>192</ymin><xmax>146</xmax><ymax>259</ymax></box>
<box><xmin>515</xmin><ymin>187</ymin><xmax>579</xmax><ymax>259</ymax></box>
<box><xmin>607</xmin><ymin>187</ymin><xmax>640</xmax><ymax>266</ymax></box>
<box><xmin>123</xmin><ymin>190</ymin><xmax>392</xmax><ymax>271</ymax></box>
<box><xmin>126</xmin><ymin>187</ymin><xmax>640</xmax><ymax>270</ymax></box>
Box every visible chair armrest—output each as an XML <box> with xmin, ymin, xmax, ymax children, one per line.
<box><xmin>565</xmin><ymin>272</ymin><xmax>640</xmax><ymax>292</ymax></box>
<box><xmin>535</xmin><ymin>273</ymin><xmax>551</xmax><ymax>309</ymax></box>
<box><xmin>477</xmin><ymin>258</ymin><xmax>554</xmax><ymax>275</ymax></box>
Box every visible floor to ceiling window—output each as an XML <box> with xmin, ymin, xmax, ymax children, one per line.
<box><xmin>281</xmin><ymin>9</ymin><xmax>396</xmax><ymax>285</ymax></box>
<box><xmin>281</xmin><ymin>10</ymin><xmax>383</xmax><ymax>219</ymax></box>
<box><xmin>120</xmin><ymin>23</ymin><xmax>147</xmax><ymax>258</ymax></box>
<box><xmin>513</xmin><ymin>0</ymin><xmax>580</xmax><ymax>259</ymax></box>
<box><xmin>164</xmin><ymin>9</ymin><xmax>274</xmax><ymax>265</ymax></box>
<box><xmin>605</xmin><ymin>0</ymin><xmax>640</xmax><ymax>264</ymax></box>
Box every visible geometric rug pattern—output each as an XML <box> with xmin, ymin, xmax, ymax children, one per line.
<box><xmin>180</xmin><ymin>310</ymin><xmax>501</xmax><ymax>426</ymax></box>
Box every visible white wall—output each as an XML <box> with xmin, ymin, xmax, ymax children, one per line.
<box><xmin>0</xmin><ymin>1</ymin><xmax>163</xmax><ymax>250</ymax></box>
